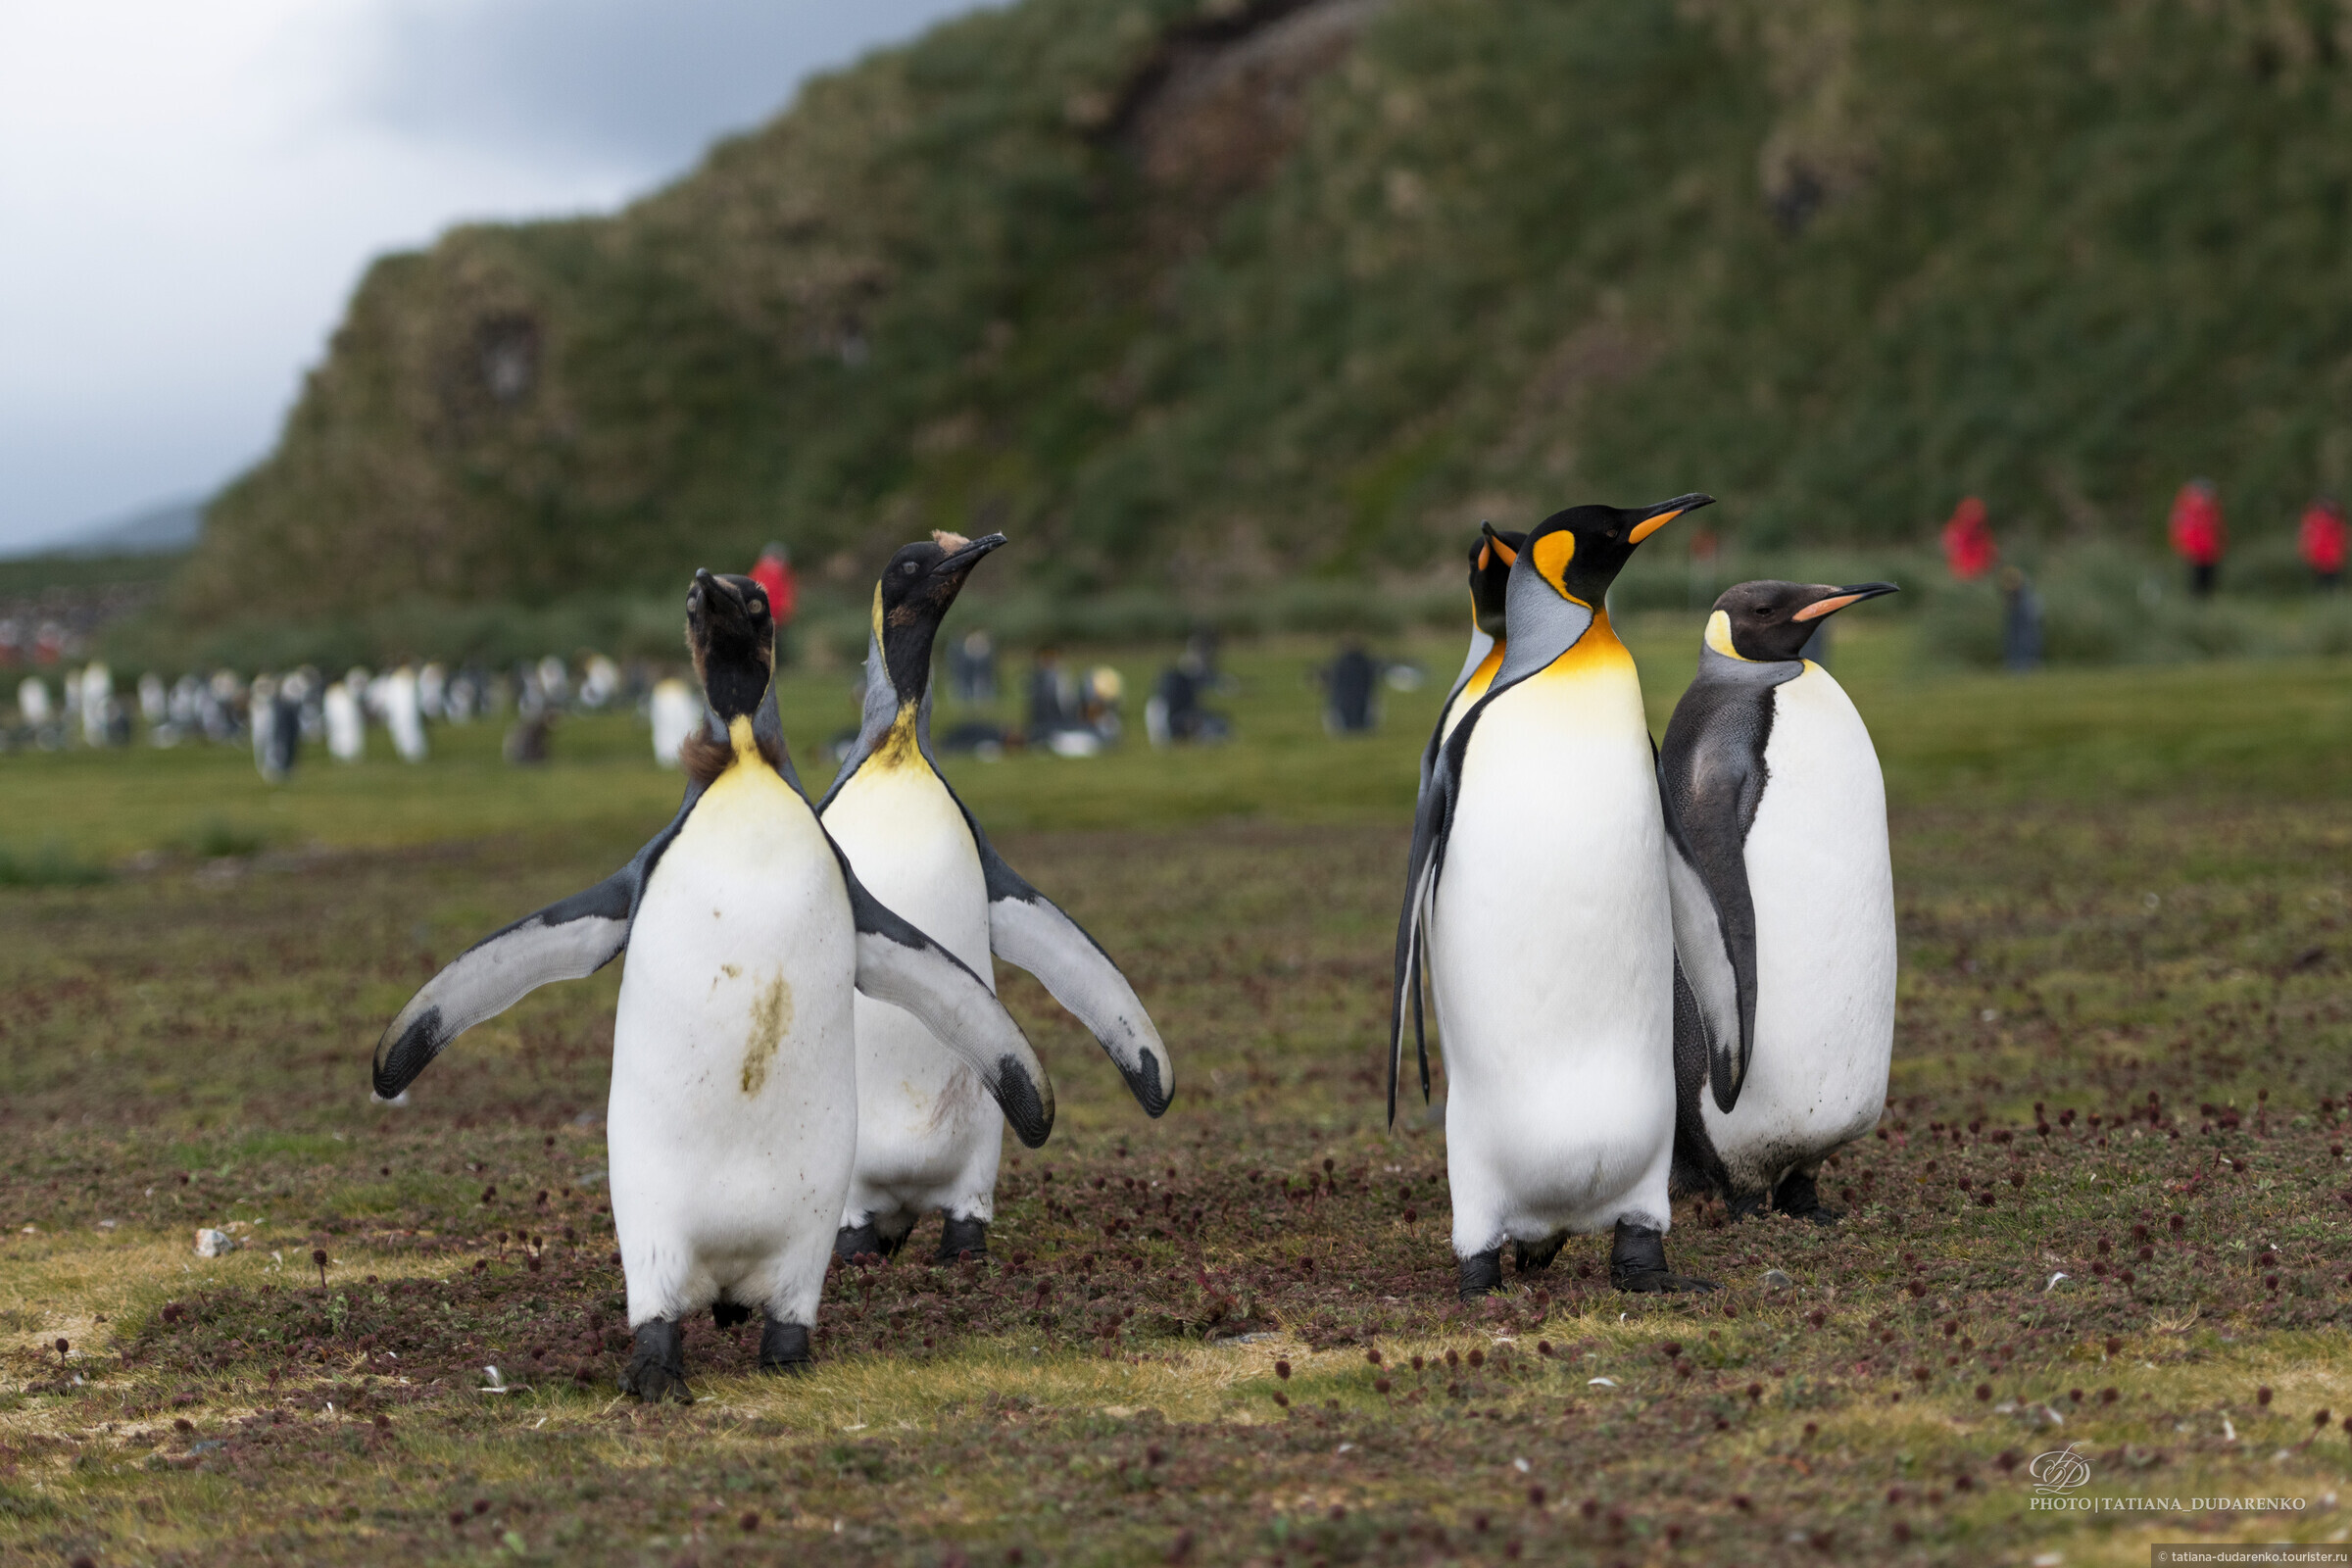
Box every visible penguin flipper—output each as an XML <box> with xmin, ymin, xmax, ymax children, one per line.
<box><xmin>1658</xmin><ymin>718</ymin><xmax>1766</xmax><ymax>1114</ymax></box>
<box><xmin>835</xmin><ymin>845</ymin><xmax>1056</xmax><ymax>1149</ymax></box>
<box><xmin>1390</xmin><ymin>704</ymin><xmax>1469</xmax><ymax>1126</ymax></box>
<box><xmin>372</xmin><ymin>869</ymin><xmax>636</xmax><ymax>1101</ymax></box>
<box><xmin>968</xmin><ymin>832</ymin><xmax>1172</xmax><ymax>1118</ymax></box>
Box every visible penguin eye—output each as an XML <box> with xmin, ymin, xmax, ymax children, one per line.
<box><xmin>901</xmin><ymin>560</ymin><xmax>920</xmax><ymax>575</ymax></box>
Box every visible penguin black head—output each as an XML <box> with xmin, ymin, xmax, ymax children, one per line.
<box><xmin>872</xmin><ymin>530</ymin><xmax>1008</xmax><ymax>703</ymax></box>
<box><xmin>1707</xmin><ymin>579</ymin><xmax>1900</xmax><ymax>663</ymax></box>
<box><xmin>1519</xmin><ymin>494</ymin><xmax>1712</xmax><ymax>609</ymax></box>
<box><xmin>685</xmin><ymin>568</ymin><xmax>774</xmax><ymax>719</ymax></box>
<box><xmin>1468</xmin><ymin>522</ymin><xmax>1526</xmax><ymax>641</ymax></box>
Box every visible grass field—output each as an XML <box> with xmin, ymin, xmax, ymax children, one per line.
<box><xmin>4</xmin><ymin>619</ymin><xmax>2351</xmax><ymax>1566</ymax></box>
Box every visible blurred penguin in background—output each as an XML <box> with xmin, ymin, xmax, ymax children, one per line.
<box><xmin>2000</xmin><ymin>566</ymin><xmax>2043</xmax><ymax>672</ymax></box>
<box><xmin>251</xmin><ymin>675</ymin><xmax>283</xmax><ymax>781</ymax></box>
<box><xmin>385</xmin><ymin>665</ymin><xmax>428</xmax><ymax>762</ymax></box>
<box><xmin>1145</xmin><ymin>638</ymin><xmax>1230</xmax><ymax>747</ymax></box>
<box><xmin>1026</xmin><ymin>646</ymin><xmax>1075</xmax><ymax>743</ymax></box>
<box><xmin>1319</xmin><ymin>640</ymin><xmax>1381</xmax><ymax>734</ymax></box>
<box><xmin>649</xmin><ymin>676</ymin><xmax>703</xmax><ymax>766</ymax></box>
<box><xmin>506</xmin><ymin>708</ymin><xmax>554</xmax><ymax>765</ymax></box>
<box><xmin>323</xmin><ymin>680</ymin><xmax>366</xmax><ymax>762</ymax></box>
<box><xmin>16</xmin><ymin>676</ymin><xmax>59</xmax><ymax>750</ymax></box>
<box><xmin>950</xmin><ymin>629</ymin><xmax>997</xmax><ymax>703</ymax></box>
<box><xmin>580</xmin><ymin>654</ymin><xmax>622</xmax><ymax>710</ymax></box>
<box><xmin>138</xmin><ymin>672</ymin><xmax>168</xmax><ymax>733</ymax></box>
<box><xmin>77</xmin><ymin>663</ymin><xmax>117</xmax><ymax>748</ymax></box>
<box><xmin>252</xmin><ymin>674</ymin><xmax>302</xmax><ymax>782</ymax></box>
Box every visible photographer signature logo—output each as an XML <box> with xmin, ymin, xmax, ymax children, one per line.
<box><xmin>2030</xmin><ymin>1445</ymin><xmax>2092</xmax><ymax>1494</ymax></box>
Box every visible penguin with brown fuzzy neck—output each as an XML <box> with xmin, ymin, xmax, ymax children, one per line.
<box><xmin>822</xmin><ymin>532</ymin><xmax>1173</xmax><ymax>1264</ymax></box>
<box><xmin>371</xmin><ymin>568</ymin><xmax>1055</xmax><ymax>1402</ymax></box>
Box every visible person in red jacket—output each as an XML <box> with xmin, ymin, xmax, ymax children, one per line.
<box><xmin>2300</xmin><ymin>496</ymin><xmax>2347</xmax><ymax>590</ymax></box>
<box><xmin>1940</xmin><ymin>496</ymin><xmax>1997</xmax><ymax>581</ymax></box>
<box><xmin>750</xmin><ymin>542</ymin><xmax>798</xmax><ymax>661</ymax></box>
<box><xmin>2168</xmin><ymin>480</ymin><xmax>2227</xmax><ymax>598</ymax></box>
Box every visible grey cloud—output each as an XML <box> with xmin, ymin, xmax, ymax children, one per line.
<box><xmin>362</xmin><ymin>0</ymin><xmax>994</xmax><ymax>177</ymax></box>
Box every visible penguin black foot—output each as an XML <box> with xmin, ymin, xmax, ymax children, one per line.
<box><xmin>934</xmin><ymin>1215</ymin><xmax>988</xmax><ymax>1264</ymax></box>
<box><xmin>620</xmin><ymin>1319</ymin><xmax>692</xmax><ymax>1404</ymax></box>
<box><xmin>710</xmin><ymin>1298</ymin><xmax>752</xmax><ymax>1331</ymax></box>
<box><xmin>835</xmin><ymin>1221</ymin><xmax>909</xmax><ymax>1263</ymax></box>
<box><xmin>1513</xmin><ymin>1232</ymin><xmax>1568</xmax><ymax>1276</ymax></box>
<box><xmin>1608</xmin><ymin>1221</ymin><xmax>1716</xmax><ymax>1295</ymax></box>
<box><xmin>1770</xmin><ymin>1168</ymin><xmax>1839</xmax><ymax>1227</ymax></box>
<box><xmin>759</xmin><ymin>1318</ymin><xmax>812</xmax><ymax>1375</ymax></box>
<box><xmin>1457</xmin><ymin>1249</ymin><xmax>1504</xmax><ymax>1301</ymax></box>
<box><xmin>1724</xmin><ymin>1190</ymin><xmax>1768</xmax><ymax>1223</ymax></box>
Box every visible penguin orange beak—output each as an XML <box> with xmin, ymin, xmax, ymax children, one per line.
<box><xmin>1627</xmin><ymin>492</ymin><xmax>1714</xmax><ymax>545</ymax></box>
<box><xmin>1792</xmin><ymin>582</ymin><xmax>1900</xmax><ymax>622</ymax></box>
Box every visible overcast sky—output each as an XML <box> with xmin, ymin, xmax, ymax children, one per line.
<box><xmin>0</xmin><ymin>0</ymin><xmax>987</xmax><ymax>554</ymax></box>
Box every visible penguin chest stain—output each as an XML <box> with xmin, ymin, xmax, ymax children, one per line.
<box><xmin>739</xmin><ymin>974</ymin><xmax>795</xmax><ymax>1096</ymax></box>
<box><xmin>613</xmin><ymin>746</ymin><xmax>856</xmax><ymax>1114</ymax></box>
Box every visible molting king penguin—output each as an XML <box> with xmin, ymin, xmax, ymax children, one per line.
<box><xmin>1393</xmin><ymin>495</ymin><xmax>1718</xmax><ymax>1300</ymax></box>
<box><xmin>1395</xmin><ymin>521</ymin><xmax>1524</xmax><ymax>1121</ymax></box>
<box><xmin>1660</xmin><ymin>579</ymin><xmax>1899</xmax><ymax>1221</ymax></box>
<box><xmin>369</xmin><ymin>569</ymin><xmax>1054</xmax><ymax>1402</ymax></box>
<box><xmin>820</xmin><ymin>532</ymin><xmax>1172</xmax><ymax>1265</ymax></box>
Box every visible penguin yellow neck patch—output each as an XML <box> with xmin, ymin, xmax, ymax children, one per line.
<box><xmin>1534</xmin><ymin>610</ymin><xmax>1630</xmax><ymax>683</ymax></box>
<box><xmin>1705</xmin><ymin>610</ymin><xmax>1749</xmax><ymax>662</ymax></box>
<box><xmin>870</xmin><ymin>704</ymin><xmax>927</xmax><ymax>771</ymax></box>
<box><xmin>683</xmin><ymin>713</ymin><xmax>788</xmax><ymax>788</ymax></box>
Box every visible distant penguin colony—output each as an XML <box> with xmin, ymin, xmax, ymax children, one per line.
<box><xmin>367</xmin><ymin>504</ymin><xmax>1904</xmax><ymax>1396</ymax></box>
<box><xmin>820</xmin><ymin>530</ymin><xmax>1170</xmax><ymax>1265</ymax></box>
<box><xmin>371</xmin><ymin>568</ymin><xmax>1054</xmax><ymax>1401</ymax></box>
<box><xmin>1661</xmin><ymin>580</ymin><xmax>1900</xmax><ymax>1220</ymax></box>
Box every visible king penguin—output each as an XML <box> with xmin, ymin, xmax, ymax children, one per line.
<box><xmin>1394</xmin><ymin>522</ymin><xmax>1524</xmax><ymax>1121</ymax></box>
<box><xmin>370</xmin><ymin>569</ymin><xmax>1054</xmax><ymax>1402</ymax></box>
<box><xmin>1423</xmin><ymin>523</ymin><xmax>1527</xmax><ymax>785</ymax></box>
<box><xmin>821</xmin><ymin>531</ymin><xmax>1173</xmax><ymax>1264</ymax></box>
<box><xmin>1393</xmin><ymin>495</ymin><xmax>1717</xmax><ymax>1300</ymax></box>
<box><xmin>1660</xmin><ymin>579</ymin><xmax>1899</xmax><ymax>1220</ymax></box>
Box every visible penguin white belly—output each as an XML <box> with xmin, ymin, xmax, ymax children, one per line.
<box><xmin>609</xmin><ymin>761</ymin><xmax>858</xmax><ymax>1329</ymax></box>
<box><xmin>821</xmin><ymin>756</ymin><xmax>999</xmax><ymax>1228</ymax></box>
<box><xmin>1701</xmin><ymin>665</ymin><xmax>1894</xmax><ymax>1189</ymax></box>
<box><xmin>1430</xmin><ymin>660</ymin><xmax>1677</xmax><ymax>1253</ymax></box>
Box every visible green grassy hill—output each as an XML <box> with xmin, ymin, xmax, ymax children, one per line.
<box><xmin>185</xmin><ymin>0</ymin><xmax>2352</xmax><ymax>635</ymax></box>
